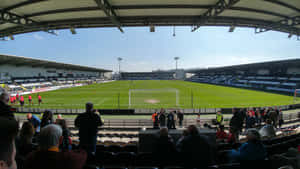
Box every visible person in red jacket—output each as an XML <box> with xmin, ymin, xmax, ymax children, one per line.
<box><xmin>38</xmin><ymin>94</ymin><xmax>42</xmax><ymax>106</ymax></box>
<box><xmin>16</xmin><ymin>93</ymin><xmax>19</xmax><ymax>101</ymax></box>
<box><xmin>216</xmin><ymin>125</ymin><xmax>228</xmax><ymax>142</ymax></box>
<box><xmin>13</xmin><ymin>96</ymin><xmax>16</xmax><ymax>104</ymax></box>
<box><xmin>20</xmin><ymin>95</ymin><xmax>24</xmax><ymax>107</ymax></box>
<box><xmin>10</xmin><ymin>96</ymin><xmax>14</xmax><ymax>105</ymax></box>
<box><xmin>28</xmin><ymin>95</ymin><xmax>32</xmax><ymax>105</ymax></box>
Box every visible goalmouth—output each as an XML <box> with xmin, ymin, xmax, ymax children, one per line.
<box><xmin>128</xmin><ymin>88</ymin><xmax>179</xmax><ymax>107</ymax></box>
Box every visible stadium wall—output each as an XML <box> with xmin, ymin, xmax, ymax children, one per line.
<box><xmin>0</xmin><ymin>64</ymin><xmax>103</xmax><ymax>82</ymax></box>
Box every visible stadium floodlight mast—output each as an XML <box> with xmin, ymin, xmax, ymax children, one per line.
<box><xmin>174</xmin><ymin>57</ymin><xmax>180</xmax><ymax>70</ymax></box>
<box><xmin>118</xmin><ymin>57</ymin><xmax>122</xmax><ymax>79</ymax></box>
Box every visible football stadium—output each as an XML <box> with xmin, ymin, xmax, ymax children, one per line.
<box><xmin>1</xmin><ymin>0</ymin><xmax>300</xmax><ymax>169</ymax></box>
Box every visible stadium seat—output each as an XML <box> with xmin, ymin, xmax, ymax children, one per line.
<box><xmin>107</xmin><ymin>145</ymin><xmax>122</xmax><ymax>153</ymax></box>
<box><xmin>122</xmin><ymin>144</ymin><xmax>138</xmax><ymax>153</ymax></box>
<box><xmin>208</xmin><ymin>163</ymin><xmax>241</xmax><ymax>169</ymax></box>
<box><xmin>95</xmin><ymin>151</ymin><xmax>115</xmax><ymax>168</ymax></box>
<box><xmin>135</xmin><ymin>152</ymin><xmax>158</xmax><ymax>168</ymax></box>
<box><xmin>96</xmin><ymin>144</ymin><xmax>107</xmax><ymax>152</ymax></box>
<box><xmin>114</xmin><ymin>152</ymin><xmax>136</xmax><ymax>167</ymax></box>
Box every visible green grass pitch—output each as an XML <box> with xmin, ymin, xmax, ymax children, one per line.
<box><xmin>17</xmin><ymin>80</ymin><xmax>295</xmax><ymax>109</ymax></box>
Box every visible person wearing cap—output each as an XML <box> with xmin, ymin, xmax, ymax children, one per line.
<box><xmin>228</xmin><ymin>128</ymin><xmax>267</xmax><ymax>162</ymax></box>
<box><xmin>0</xmin><ymin>87</ymin><xmax>15</xmax><ymax>119</ymax></box>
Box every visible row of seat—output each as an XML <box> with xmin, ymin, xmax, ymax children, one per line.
<box><xmin>84</xmin><ymin>152</ymin><xmax>284</xmax><ymax>169</ymax></box>
<box><xmin>73</xmin><ymin>144</ymin><xmax>139</xmax><ymax>153</ymax></box>
<box><xmin>70</xmin><ymin>133</ymin><xmax>139</xmax><ymax>138</ymax></box>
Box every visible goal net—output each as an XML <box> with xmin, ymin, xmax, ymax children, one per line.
<box><xmin>128</xmin><ymin>88</ymin><xmax>179</xmax><ymax>107</ymax></box>
<box><xmin>294</xmin><ymin>89</ymin><xmax>300</xmax><ymax>103</ymax></box>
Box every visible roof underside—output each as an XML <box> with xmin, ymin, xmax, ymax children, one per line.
<box><xmin>0</xmin><ymin>0</ymin><xmax>300</xmax><ymax>37</ymax></box>
<box><xmin>0</xmin><ymin>54</ymin><xmax>111</xmax><ymax>72</ymax></box>
<box><xmin>186</xmin><ymin>59</ymin><xmax>300</xmax><ymax>73</ymax></box>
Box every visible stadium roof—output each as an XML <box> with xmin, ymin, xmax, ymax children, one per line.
<box><xmin>186</xmin><ymin>58</ymin><xmax>300</xmax><ymax>73</ymax></box>
<box><xmin>0</xmin><ymin>0</ymin><xmax>300</xmax><ymax>38</ymax></box>
<box><xmin>0</xmin><ymin>54</ymin><xmax>112</xmax><ymax>72</ymax></box>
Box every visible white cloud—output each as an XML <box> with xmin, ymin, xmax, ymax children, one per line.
<box><xmin>33</xmin><ymin>34</ymin><xmax>44</xmax><ymax>40</ymax></box>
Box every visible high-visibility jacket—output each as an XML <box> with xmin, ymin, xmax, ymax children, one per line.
<box><xmin>152</xmin><ymin>113</ymin><xmax>157</xmax><ymax>122</ymax></box>
<box><xmin>216</xmin><ymin>114</ymin><xmax>223</xmax><ymax>123</ymax></box>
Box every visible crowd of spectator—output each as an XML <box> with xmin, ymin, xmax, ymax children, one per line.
<box><xmin>152</xmin><ymin>108</ymin><xmax>184</xmax><ymax>129</ymax></box>
<box><xmin>0</xmin><ymin>87</ymin><xmax>300</xmax><ymax>169</ymax></box>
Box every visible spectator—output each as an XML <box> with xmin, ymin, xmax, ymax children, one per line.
<box><xmin>27</xmin><ymin>113</ymin><xmax>41</xmax><ymax>133</ymax></box>
<box><xmin>278</xmin><ymin>109</ymin><xmax>284</xmax><ymax>129</ymax></box>
<box><xmin>196</xmin><ymin>113</ymin><xmax>201</xmax><ymax>127</ymax></box>
<box><xmin>167</xmin><ymin>111</ymin><xmax>176</xmax><ymax>129</ymax></box>
<box><xmin>259</xmin><ymin>119</ymin><xmax>276</xmax><ymax>139</ymax></box>
<box><xmin>40</xmin><ymin>110</ymin><xmax>53</xmax><ymax>128</ymax></box>
<box><xmin>0</xmin><ymin>117</ymin><xmax>18</xmax><ymax>169</ymax></box>
<box><xmin>271</xmin><ymin>147</ymin><xmax>300</xmax><ymax>169</ymax></box>
<box><xmin>0</xmin><ymin>87</ymin><xmax>15</xmax><ymax>119</ymax></box>
<box><xmin>75</xmin><ymin>102</ymin><xmax>103</xmax><ymax>153</ymax></box>
<box><xmin>216</xmin><ymin>111</ymin><xmax>224</xmax><ymax>125</ymax></box>
<box><xmin>17</xmin><ymin>122</ymin><xmax>35</xmax><ymax>158</ymax></box>
<box><xmin>152</xmin><ymin>112</ymin><xmax>159</xmax><ymax>129</ymax></box>
<box><xmin>177</xmin><ymin>110</ymin><xmax>184</xmax><ymax>127</ymax></box>
<box><xmin>255</xmin><ymin>108</ymin><xmax>262</xmax><ymax>127</ymax></box>
<box><xmin>24</xmin><ymin>124</ymin><xmax>87</xmax><ymax>169</ymax></box>
<box><xmin>154</xmin><ymin>128</ymin><xmax>177</xmax><ymax>165</ymax></box>
<box><xmin>216</xmin><ymin>125</ymin><xmax>228</xmax><ymax>142</ymax></box>
<box><xmin>229</xmin><ymin>108</ymin><xmax>245</xmax><ymax>142</ymax></box>
<box><xmin>245</xmin><ymin>111</ymin><xmax>255</xmax><ymax>129</ymax></box>
<box><xmin>176</xmin><ymin>129</ymin><xmax>189</xmax><ymax>151</ymax></box>
<box><xmin>158</xmin><ymin>108</ymin><xmax>166</xmax><ymax>127</ymax></box>
<box><xmin>227</xmin><ymin>127</ymin><xmax>237</xmax><ymax>144</ymax></box>
<box><xmin>228</xmin><ymin>128</ymin><xmax>267</xmax><ymax>162</ymax></box>
<box><xmin>57</xmin><ymin>114</ymin><xmax>62</xmax><ymax>120</ymax></box>
<box><xmin>56</xmin><ymin>119</ymin><xmax>72</xmax><ymax>151</ymax></box>
<box><xmin>269</xmin><ymin>109</ymin><xmax>278</xmax><ymax>128</ymax></box>
<box><xmin>179</xmin><ymin>125</ymin><xmax>214</xmax><ymax>168</ymax></box>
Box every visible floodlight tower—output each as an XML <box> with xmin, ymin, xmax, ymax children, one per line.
<box><xmin>174</xmin><ymin>57</ymin><xmax>180</xmax><ymax>70</ymax></box>
<box><xmin>117</xmin><ymin>57</ymin><xmax>122</xmax><ymax>79</ymax></box>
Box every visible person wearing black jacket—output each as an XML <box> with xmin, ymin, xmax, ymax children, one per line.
<box><xmin>167</xmin><ymin>111</ymin><xmax>176</xmax><ymax>129</ymax></box>
<box><xmin>159</xmin><ymin>108</ymin><xmax>166</xmax><ymax>127</ymax></box>
<box><xmin>75</xmin><ymin>102</ymin><xmax>103</xmax><ymax>153</ymax></box>
<box><xmin>0</xmin><ymin>87</ymin><xmax>15</xmax><ymax>119</ymax></box>
<box><xmin>40</xmin><ymin>110</ymin><xmax>53</xmax><ymax>128</ymax></box>
<box><xmin>229</xmin><ymin>108</ymin><xmax>245</xmax><ymax>142</ymax></box>
<box><xmin>177</xmin><ymin>110</ymin><xmax>184</xmax><ymax>127</ymax></box>
<box><xmin>154</xmin><ymin>128</ymin><xmax>177</xmax><ymax>166</ymax></box>
<box><xmin>179</xmin><ymin>125</ymin><xmax>214</xmax><ymax>168</ymax></box>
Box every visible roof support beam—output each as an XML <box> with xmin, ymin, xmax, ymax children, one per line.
<box><xmin>264</xmin><ymin>0</ymin><xmax>300</xmax><ymax>13</ymax></box>
<box><xmin>3</xmin><ymin>0</ymin><xmax>48</xmax><ymax>11</ymax></box>
<box><xmin>94</xmin><ymin>0</ymin><xmax>124</xmax><ymax>33</ymax></box>
<box><xmin>0</xmin><ymin>9</ymin><xmax>35</xmax><ymax>25</ymax></box>
<box><xmin>0</xmin><ymin>9</ymin><xmax>59</xmax><ymax>37</ymax></box>
<box><xmin>255</xmin><ymin>15</ymin><xmax>300</xmax><ymax>34</ymax></box>
<box><xmin>192</xmin><ymin>0</ymin><xmax>240</xmax><ymax>32</ymax></box>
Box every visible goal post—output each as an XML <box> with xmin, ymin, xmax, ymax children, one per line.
<box><xmin>128</xmin><ymin>88</ymin><xmax>179</xmax><ymax>107</ymax></box>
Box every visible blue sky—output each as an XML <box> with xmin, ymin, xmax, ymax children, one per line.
<box><xmin>0</xmin><ymin>26</ymin><xmax>299</xmax><ymax>72</ymax></box>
